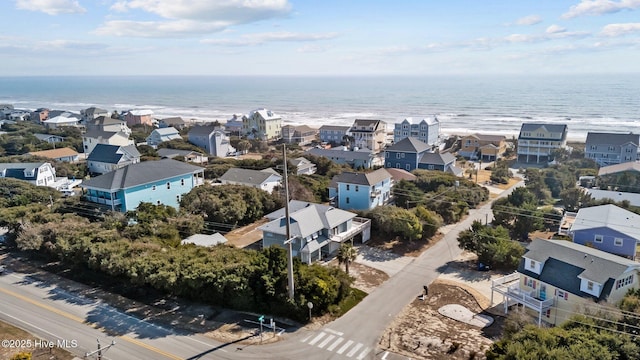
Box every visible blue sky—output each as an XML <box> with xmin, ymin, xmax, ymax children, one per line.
<box><xmin>1</xmin><ymin>0</ymin><xmax>639</xmax><ymax>76</ymax></box>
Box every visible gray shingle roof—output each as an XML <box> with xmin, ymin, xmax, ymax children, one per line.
<box><xmin>84</xmin><ymin>129</ymin><xmax>127</xmax><ymax>140</ymax></box>
<box><xmin>419</xmin><ymin>152</ymin><xmax>455</xmax><ymax>165</ymax></box>
<box><xmin>0</xmin><ymin>162</ymin><xmax>48</xmax><ymax>180</ymax></box>
<box><xmin>160</xmin><ymin>117</ymin><xmax>185</xmax><ymax>125</ymax></box>
<box><xmin>260</xmin><ymin>201</ymin><xmax>356</xmax><ymax>238</ymax></box>
<box><xmin>386</xmin><ymin>137</ymin><xmax>431</xmax><ymax>153</ymax></box>
<box><xmin>188</xmin><ymin>125</ymin><xmax>217</xmax><ymax>136</ymax></box>
<box><xmin>157</xmin><ymin>148</ymin><xmax>202</xmax><ymax>158</ymax></box>
<box><xmin>306</xmin><ymin>147</ymin><xmax>374</xmax><ymax>161</ymax></box>
<box><xmin>33</xmin><ymin>133</ymin><xmax>64</xmax><ymax>141</ymax></box>
<box><xmin>87</xmin><ymin>144</ymin><xmax>140</xmax><ymax>163</ymax></box>
<box><xmin>598</xmin><ymin>162</ymin><xmax>640</xmax><ymax>176</ymax></box>
<box><xmin>219</xmin><ymin>168</ymin><xmax>282</xmax><ymax>186</ymax></box>
<box><xmin>332</xmin><ymin>168</ymin><xmax>392</xmax><ymax>186</ymax></box>
<box><xmin>519</xmin><ymin>239</ymin><xmax>639</xmax><ymax>300</ymax></box>
<box><xmin>570</xmin><ymin>204</ymin><xmax>640</xmax><ymax>239</ymax></box>
<box><xmin>519</xmin><ymin>123</ymin><xmax>568</xmax><ymax>140</ymax></box>
<box><xmin>586</xmin><ymin>132</ymin><xmax>640</xmax><ymax>146</ymax></box>
<box><xmin>81</xmin><ymin>158</ymin><xmax>203</xmax><ymax>191</ymax></box>
<box><xmin>319</xmin><ymin>125</ymin><xmax>351</xmax><ymax>132</ymax></box>
<box><xmin>88</xmin><ymin>116</ymin><xmax>125</xmax><ymax>127</ymax></box>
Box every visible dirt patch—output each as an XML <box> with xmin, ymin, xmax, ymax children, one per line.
<box><xmin>223</xmin><ymin>218</ymin><xmax>268</xmax><ymax>248</ymax></box>
<box><xmin>383</xmin><ymin>282</ymin><xmax>505</xmax><ymax>360</ymax></box>
<box><xmin>366</xmin><ymin>232</ymin><xmax>444</xmax><ymax>257</ymax></box>
<box><xmin>0</xmin><ymin>321</ymin><xmax>74</xmax><ymax>360</ymax></box>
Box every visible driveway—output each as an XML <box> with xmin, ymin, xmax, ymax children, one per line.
<box><xmin>354</xmin><ymin>246</ymin><xmax>414</xmax><ymax>277</ymax></box>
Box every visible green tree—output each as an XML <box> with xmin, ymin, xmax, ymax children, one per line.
<box><xmin>337</xmin><ymin>243</ymin><xmax>357</xmax><ymax>275</ymax></box>
<box><xmin>457</xmin><ymin>221</ymin><xmax>523</xmax><ymax>269</ymax></box>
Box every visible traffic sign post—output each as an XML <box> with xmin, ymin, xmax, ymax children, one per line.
<box><xmin>307</xmin><ymin>301</ymin><xmax>313</xmax><ymax>322</ymax></box>
<box><xmin>258</xmin><ymin>315</ymin><xmax>265</xmax><ymax>343</ymax></box>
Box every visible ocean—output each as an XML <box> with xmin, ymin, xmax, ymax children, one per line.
<box><xmin>1</xmin><ymin>74</ymin><xmax>639</xmax><ymax>141</ymax></box>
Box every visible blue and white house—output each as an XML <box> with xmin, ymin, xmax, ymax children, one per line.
<box><xmin>329</xmin><ymin>168</ymin><xmax>392</xmax><ymax>210</ymax></box>
<box><xmin>146</xmin><ymin>127</ymin><xmax>182</xmax><ymax>148</ymax></box>
<box><xmin>568</xmin><ymin>204</ymin><xmax>640</xmax><ymax>259</ymax></box>
<box><xmin>585</xmin><ymin>132</ymin><xmax>640</xmax><ymax>166</ymax></box>
<box><xmin>393</xmin><ymin>116</ymin><xmax>440</xmax><ymax>146</ymax></box>
<box><xmin>260</xmin><ymin>200</ymin><xmax>371</xmax><ymax>264</ymax></box>
<box><xmin>81</xmin><ymin>158</ymin><xmax>205</xmax><ymax>212</ymax></box>
<box><xmin>384</xmin><ymin>137</ymin><xmax>432</xmax><ymax>171</ymax></box>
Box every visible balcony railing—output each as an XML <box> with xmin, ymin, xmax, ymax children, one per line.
<box><xmin>370</xmin><ymin>189</ymin><xmax>381</xmax><ymax>198</ymax></box>
<box><xmin>330</xmin><ymin>217</ymin><xmax>371</xmax><ymax>243</ymax></box>
<box><xmin>85</xmin><ymin>195</ymin><xmax>122</xmax><ymax>206</ymax></box>
<box><xmin>492</xmin><ymin>273</ymin><xmax>554</xmax><ymax>311</ymax></box>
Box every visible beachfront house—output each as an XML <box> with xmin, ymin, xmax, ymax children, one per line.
<box><xmin>458</xmin><ymin>133</ymin><xmax>507</xmax><ymax>161</ymax></box>
<box><xmin>393</xmin><ymin>116</ymin><xmax>440</xmax><ymax>146</ymax></box>
<box><xmin>517</xmin><ymin>123</ymin><xmax>568</xmax><ymax>163</ymax></box>
<box><xmin>146</xmin><ymin>127</ymin><xmax>182</xmax><ymax>148</ymax></box>
<box><xmin>242</xmin><ymin>108</ymin><xmax>283</xmax><ymax>141</ymax></box>
<box><xmin>81</xmin><ymin>159</ymin><xmax>205</xmax><ymax>212</ymax></box>
<box><xmin>350</xmin><ymin>119</ymin><xmax>387</xmax><ymax>153</ymax></box>
<box><xmin>224</xmin><ymin>114</ymin><xmax>244</xmax><ymax>135</ymax></box>
<box><xmin>306</xmin><ymin>146</ymin><xmax>380</xmax><ymax>169</ymax></box>
<box><xmin>568</xmin><ymin>204</ymin><xmax>640</xmax><ymax>259</ymax></box>
<box><xmin>81</xmin><ymin>107</ymin><xmax>109</xmax><ymax>122</ymax></box>
<box><xmin>87</xmin><ymin>144</ymin><xmax>141</xmax><ymax>175</ymax></box>
<box><xmin>329</xmin><ymin>168</ymin><xmax>392</xmax><ymax>211</ymax></box>
<box><xmin>384</xmin><ymin>137</ymin><xmax>431</xmax><ymax>171</ymax></box>
<box><xmin>290</xmin><ymin>157</ymin><xmax>316</xmax><ymax>175</ymax></box>
<box><xmin>281</xmin><ymin>125</ymin><xmax>318</xmax><ymax>145</ymax></box>
<box><xmin>260</xmin><ymin>200</ymin><xmax>371</xmax><ymax>264</ymax></box>
<box><xmin>82</xmin><ymin>129</ymin><xmax>134</xmax><ymax>155</ymax></box>
<box><xmin>29</xmin><ymin>148</ymin><xmax>80</xmax><ymax>163</ymax></box>
<box><xmin>585</xmin><ymin>132</ymin><xmax>640</xmax><ymax>167</ymax></box>
<box><xmin>33</xmin><ymin>133</ymin><xmax>65</xmax><ymax>144</ymax></box>
<box><xmin>86</xmin><ymin>116</ymin><xmax>131</xmax><ymax>135</ymax></box>
<box><xmin>124</xmin><ymin>109</ymin><xmax>154</xmax><ymax>126</ymax></box>
<box><xmin>319</xmin><ymin>125</ymin><xmax>351</xmax><ymax>145</ymax></box>
<box><xmin>157</xmin><ymin>148</ymin><xmax>208</xmax><ymax>165</ymax></box>
<box><xmin>491</xmin><ymin>239</ymin><xmax>640</xmax><ymax>326</ymax></box>
<box><xmin>157</xmin><ymin>117</ymin><xmax>186</xmax><ymax>130</ymax></box>
<box><xmin>219</xmin><ymin>168</ymin><xmax>282</xmax><ymax>194</ymax></box>
<box><xmin>188</xmin><ymin>125</ymin><xmax>236</xmax><ymax>157</ymax></box>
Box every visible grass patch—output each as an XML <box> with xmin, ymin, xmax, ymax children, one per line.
<box><xmin>331</xmin><ymin>288</ymin><xmax>367</xmax><ymax>317</ymax></box>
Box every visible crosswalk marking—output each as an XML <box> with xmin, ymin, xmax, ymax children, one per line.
<box><xmin>300</xmin><ymin>334</ymin><xmax>312</xmax><ymax>343</ymax></box>
<box><xmin>317</xmin><ymin>334</ymin><xmax>335</xmax><ymax>349</ymax></box>
<box><xmin>326</xmin><ymin>337</ymin><xmax>344</xmax><ymax>351</ymax></box>
<box><xmin>337</xmin><ymin>340</ymin><xmax>354</xmax><ymax>355</ymax></box>
<box><xmin>308</xmin><ymin>332</ymin><xmax>326</xmax><ymax>346</ymax></box>
<box><xmin>346</xmin><ymin>343</ymin><xmax>363</xmax><ymax>357</ymax></box>
<box><xmin>325</xmin><ymin>328</ymin><xmax>344</xmax><ymax>336</ymax></box>
<box><xmin>356</xmin><ymin>347</ymin><xmax>371</xmax><ymax>360</ymax></box>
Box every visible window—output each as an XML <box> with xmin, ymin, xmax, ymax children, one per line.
<box><xmin>166</xmin><ymin>182</ymin><xmax>171</xmax><ymax>189</ymax></box>
<box><xmin>406</xmin><ymin>164</ymin><xmax>411</xmax><ymax>170</ymax></box>
<box><xmin>355</xmin><ymin>186</ymin><xmax>359</xmax><ymax>192</ymax></box>
<box><xmin>346</xmin><ymin>197</ymin><xmax>350</xmax><ymax>204</ymax></box>
<box><xmin>529</xmin><ymin>259</ymin><xmax>535</xmax><ymax>269</ymax></box>
<box><xmin>401</xmin><ymin>153</ymin><xmax>405</xmax><ymax>158</ymax></box>
<box><xmin>156</xmin><ymin>200</ymin><xmax>161</xmax><ymax>205</ymax></box>
<box><xmin>346</xmin><ymin>184</ymin><xmax>350</xmax><ymax>191</ymax></box>
<box><xmin>152</xmin><ymin>185</ymin><xmax>156</xmax><ymax>191</ymax></box>
<box><xmin>428</xmin><ymin>165</ymin><xmax>434</xmax><ymax>170</ymax></box>
<box><xmin>614</xmin><ymin>237</ymin><xmax>623</xmax><ymax>246</ymax></box>
<box><xmin>594</xmin><ymin>234</ymin><xmax>603</xmax><ymax>243</ymax></box>
<box><xmin>181</xmin><ymin>179</ymin><xmax>185</xmax><ymax>186</ymax></box>
<box><xmin>387</xmin><ymin>162</ymin><xmax>391</xmax><ymax>167</ymax></box>
<box><xmin>396</xmin><ymin>153</ymin><xmax>401</xmax><ymax>159</ymax></box>
<box><xmin>176</xmin><ymin>195</ymin><xmax>181</xmax><ymax>202</ymax></box>
<box><xmin>587</xmin><ymin>281</ymin><xmax>594</xmax><ymax>291</ymax></box>
<box><xmin>385</xmin><ymin>152</ymin><xmax>389</xmax><ymax>158</ymax></box>
<box><xmin>396</xmin><ymin>164</ymin><xmax>400</xmax><ymax>168</ymax></box>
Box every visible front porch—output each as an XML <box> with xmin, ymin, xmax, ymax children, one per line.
<box><xmin>491</xmin><ymin>273</ymin><xmax>554</xmax><ymax>326</ymax></box>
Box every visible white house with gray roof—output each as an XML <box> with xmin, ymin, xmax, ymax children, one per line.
<box><xmin>329</xmin><ymin>168</ymin><xmax>392</xmax><ymax>210</ymax></box>
<box><xmin>585</xmin><ymin>132</ymin><xmax>640</xmax><ymax>166</ymax></box>
<box><xmin>188</xmin><ymin>125</ymin><xmax>235</xmax><ymax>157</ymax></box>
<box><xmin>219</xmin><ymin>168</ymin><xmax>282</xmax><ymax>193</ymax></box>
<box><xmin>82</xmin><ymin>129</ymin><xmax>134</xmax><ymax>154</ymax></box>
<box><xmin>0</xmin><ymin>162</ymin><xmax>79</xmax><ymax>190</ymax></box>
<box><xmin>87</xmin><ymin>144</ymin><xmax>141</xmax><ymax>175</ymax></box>
<box><xmin>81</xmin><ymin>158</ymin><xmax>205</xmax><ymax>212</ymax></box>
<box><xmin>86</xmin><ymin>116</ymin><xmax>131</xmax><ymax>135</ymax></box>
<box><xmin>319</xmin><ymin>125</ymin><xmax>351</xmax><ymax>144</ymax></box>
<box><xmin>260</xmin><ymin>200</ymin><xmax>371</xmax><ymax>264</ymax></box>
<box><xmin>393</xmin><ymin>116</ymin><xmax>440</xmax><ymax>146</ymax></box>
<box><xmin>146</xmin><ymin>127</ymin><xmax>182</xmax><ymax>148</ymax></box>
<box><xmin>242</xmin><ymin>108</ymin><xmax>282</xmax><ymax>141</ymax></box>
<box><xmin>492</xmin><ymin>239</ymin><xmax>640</xmax><ymax>326</ymax></box>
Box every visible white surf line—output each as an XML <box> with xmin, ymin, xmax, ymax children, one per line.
<box><xmin>336</xmin><ymin>340</ymin><xmax>353</xmax><ymax>355</ymax></box>
<box><xmin>325</xmin><ymin>328</ymin><xmax>344</xmax><ymax>336</ymax></box>
<box><xmin>326</xmin><ymin>337</ymin><xmax>344</xmax><ymax>351</ymax></box>
<box><xmin>346</xmin><ymin>343</ymin><xmax>363</xmax><ymax>358</ymax></box>
<box><xmin>308</xmin><ymin>332</ymin><xmax>326</xmax><ymax>346</ymax></box>
<box><xmin>317</xmin><ymin>334</ymin><xmax>335</xmax><ymax>348</ymax></box>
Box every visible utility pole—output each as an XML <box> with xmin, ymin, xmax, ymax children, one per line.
<box><xmin>282</xmin><ymin>144</ymin><xmax>295</xmax><ymax>300</ymax></box>
<box><xmin>85</xmin><ymin>339</ymin><xmax>115</xmax><ymax>359</ymax></box>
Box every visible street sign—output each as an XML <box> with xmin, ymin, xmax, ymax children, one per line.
<box><xmin>258</xmin><ymin>315</ymin><xmax>265</xmax><ymax>322</ymax></box>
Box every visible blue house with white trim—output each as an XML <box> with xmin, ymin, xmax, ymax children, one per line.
<box><xmin>81</xmin><ymin>159</ymin><xmax>205</xmax><ymax>212</ymax></box>
<box><xmin>568</xmin><ymin>204</ymin><xmax>640</xmax><ymax>259</ymax></box>
<box><xmin>384</xmin><ymin>137</ymin><xmax>431</xmax><ymax>171</ymax></box>
<box><xmin>329</xmin><ymin>168</ymin><xmax>392</xmax><ymax>210</ymax></box>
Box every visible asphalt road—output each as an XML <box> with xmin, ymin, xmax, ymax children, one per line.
<box><xmin>0</xmin><ymin>181</ymin><xmax>522</xmax><ymax>360</ymax></box>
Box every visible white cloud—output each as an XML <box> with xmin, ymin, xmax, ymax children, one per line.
<box><xmin>562</xmin><ymin>0</ymin><xmax>640</xmax><ymax>19</ymax></box>
<box><xmin>515</xmin><ymin>15</ymin><xmax>542</xmax><ymax>26</ymax></box>
<box><xmin>200</xmin><ymin>31</ymin><xmax>338</xmax><ymax>46</ymax></box>
<box><xmin>95</xmin><ymin>20</ymin><xmax>231</xmax><ymax>37</ymax></box>
<box><xmin>101</xmin><ymin>1</ymin><xmax>292</xmax><ymax>37</ymax></box>
<box><xmin>110</xmin><ymin>0</ymin><xmax>291</xmax><ymax>22</ymax></box>
<box><xmin>546</xmin><ymin>25</ymin><xmax>567</xmax><ymax>34</ymax></box>
<box><xmin>15</xmin><ymin>0</ymin><xmax>86</xmax><ymax>15</ymax></box>
<box><xmin>601</xmin><ymin>22</ymin><xmax>640</xmax><ymax>36</ymax></box>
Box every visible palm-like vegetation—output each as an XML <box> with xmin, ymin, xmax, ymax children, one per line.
<box><xmin>337</xmin><ymin>243</ymin><xmax>357</xmax><ymax>275</ymax></box>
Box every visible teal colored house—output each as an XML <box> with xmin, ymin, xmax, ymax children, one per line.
<box><xmin>329</xmin><ymin>168</ymin><xmax>392</xmax><ymax>210</ymax></box>
<box><xmin>80</xmin><ymin>158</ymin><xmax>205</xmax><ymax>212</ymax></box>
